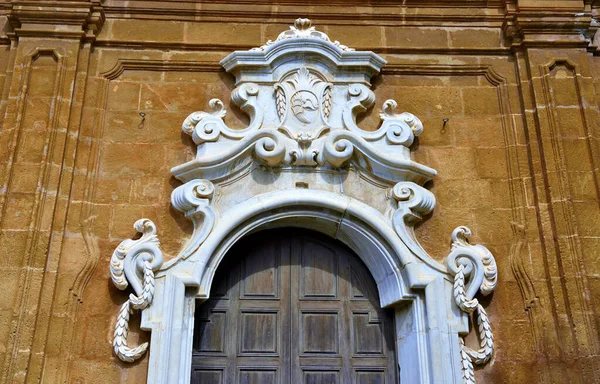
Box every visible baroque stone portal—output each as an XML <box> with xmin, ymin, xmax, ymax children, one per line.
<box><xmin>109</xmin><ymin>18</ymin><xmax>498</xmax><ymax>384</ymax></box>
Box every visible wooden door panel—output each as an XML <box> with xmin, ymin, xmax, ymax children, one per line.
<box><xmin>352</xmin><ymin>312</ymin><xmax>385</xmax><ymax>356</ymax></box>
<box><xmin>355</xmin><ymin>369</ymin><xmax>386</xmax><ymax>384</ymax></box>
<box><xmin>192</xmin><ymin>229</ymin><xmax>397</xmax><ymax>384</ymax></box>
<box><xmin>240</xmin><ymin>245</ymin><xmax>280</xmax><ymax>298</ymax></box>
<box><xmin>303</xmin><ymin>369</ymin><xmax>341</xmax><ymax>384</ymax></box>
<box><xmin>239</xmin><ymin>309</ymin><xmax>280</xmax><ymax>355</ymax></box>
<box><xmin>194</xmin><ymin>308</ymin><xmax>227</xmax><ymax>355</ymax></box>
<box><xmin>191</xmin><ymin>368</ymin><xmax>224</xmax><ymax>384</ymax></box>
<box><xmin>300</xmin><ymin>310</ymin><xmax>340</xmax><ymax>355</ymax></box>
<box><xmin>300</xmin><ymin>242</ymin><xmax>339</xmax><ymax>299</ymax></box>
<box><xmin>238</xmin><ymin>368</ymin><xmax>278</xmax><ymax>384</ymax></box>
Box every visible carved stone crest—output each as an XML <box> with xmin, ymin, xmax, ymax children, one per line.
<box><xmin>275</xmin><ymin>67</ymin><xmax>332</xmax><ymax>141</ymax></box>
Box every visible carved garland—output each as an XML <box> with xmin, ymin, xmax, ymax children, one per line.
<box><xmin>447</xmin><ymin>227</ymin><xmax>498</xmax><ymax>383</ymax></box>
<box><xmin>390</xmin><ymin>185</ymin><xmax>497</xmax><ymax>383</ymax></box>
<box><xmin>110</xmin><ymin>219</ymin><xmax>163</xmax><ymax>362</ymax></box>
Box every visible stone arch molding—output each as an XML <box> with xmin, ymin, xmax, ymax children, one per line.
<box><xmin>109</xmin><ymin>19</ymin><xmax>498</xmax><ymax>384</ymax></box>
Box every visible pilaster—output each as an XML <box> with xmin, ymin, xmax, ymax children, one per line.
<box><xmin>0</xmin><ymin>1</ymin><xmax>104</xmax><ymax>382</ymax></box>
<box><xmin>505</xmin><ymin>1</ymin><xmax>600</xmax><ymax>381</ymax></box>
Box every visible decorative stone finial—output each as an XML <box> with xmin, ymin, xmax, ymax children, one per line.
<box><xmin>293</xmin><ymin>18</ymin><xmax>311</xmax><ymax>31</ymax></box>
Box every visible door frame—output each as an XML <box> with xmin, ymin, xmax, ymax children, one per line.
<box><xmin>142</xmin><ymin>188</ymin><xmax>467</xmax><ymax>384</ymax></box>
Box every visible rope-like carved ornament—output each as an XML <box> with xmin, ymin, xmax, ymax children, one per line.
<box><xmin>446</xmin><ymin>226</ymin><xmax>497</xmax><ymax>384</ymax></box>
<box><xmin>322</xmin><ymin>85</ymin><xmax>332</xmax><ymax>122</ymax></box>
<box><xmin>110</xmin><ymin>219</ymin><xmax>163</xmax><ymax>363</ymax></box>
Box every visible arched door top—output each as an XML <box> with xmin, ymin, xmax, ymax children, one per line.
<box><xmin>166</xmin><ymin>187</ymin><xmax>439</xmax><ymax>308</ymax></box>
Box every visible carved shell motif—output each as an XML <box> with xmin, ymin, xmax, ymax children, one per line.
<box><xmin>287</xmin><ymin>67</ymin><xmax>320</xmax><ymax>124</ymax></box>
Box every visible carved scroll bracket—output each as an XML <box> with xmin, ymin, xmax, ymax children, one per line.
<box><xmin>390</xmin><ymin>182</ymin><xmax>436</xmax><ymax>263</ymax></box>
<box><xmin>170</xmin><ymin>179</ymin><xmax>217</xmax><ymax>263</ymax></box>
<box><xmin>110</xmin><ymin>219</ymin><xmax>163</xmax><ymax>362</ymax></box>
<box><xmin>390</xmin><ymin>183</ymin><xmax>498</xmax><ymax>384</ymax></box>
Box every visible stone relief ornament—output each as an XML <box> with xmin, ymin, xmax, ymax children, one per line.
<box><xmin>175</xmin><ymin>22</ymin><xmax>434</xmax><ymax>182</ymax></box>
<box><xmin>110</xmin><ymin>219</ymin><xmax>163</xmax><ymax>362</ymax></box>
<box><xmin>170</xmin><ymin>179</ymin><xmax>216</xmax><ymax>261</ymax></box>
<box><xmin>251</xmin><ymin>18</ymin><xmax>354</xmax><ymax>52</ymax></box>
<box><xmin>109</xmin><ymin>18</ymin><xmax>499</xmax><ymax>384</ymax></box>
<box><xmin>447</xmin><ymin>227</ymin><xmax>498</xmax><ymax>384</ymax></box>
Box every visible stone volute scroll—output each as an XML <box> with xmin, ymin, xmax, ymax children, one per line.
<box><xmin>109</xmin><ymin>18</ymin><xmax>498</xmax><ymax>384</ymax></box>
<box><xmin>110</xmin><ymin>219</ymin><xmax>163</xmax><ymax>362</ymax></box>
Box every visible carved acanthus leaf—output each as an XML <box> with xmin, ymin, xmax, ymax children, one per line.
<box><xmin>391</xmin><ymin>182</ymin><xmax>436</xmax><ymax>225</ymax></box>
<box><xmin>111</xmin><ymin>219</ymin><xmax>163</xmax><ymax>363</ymax></box>
<box><xmin>181</xmin><ymin>83</ymin><xmax>263</xmax><ymax>147</ymax></box>
<box><xmin>388</xmin><ymin>182</ymin><xmax>436</xmax><ymax>261</ymax></box>
<box><xmin>375</xmin><ymin>99</ymin><xmax>423</xmax><ymax>146</ymax></box>
<box><xmin>182</xmin><ymin>99</ymin><xmax>226</xmax><ymax>136</ymax></box>
<box><xmin>110</xmin><ymin>218</ymin><xmax>161</xmax><ymax>293</ymax></box>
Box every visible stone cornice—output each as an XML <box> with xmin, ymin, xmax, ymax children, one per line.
<box><xmin>503</xmin><ymin>3</ymin><xmax>595</xmax><ymax>48</ymax></box>
<box><xmin>100</xmin><ymin>1</ymin><xmax>508</xmax><ymax>25</ymax></box>
<box><xmin>5</xmin><ymin>0</ymin><xmax>597</xmax><ymax>50</ymax></box>
<box><xmin>13</xmin><ymin>1</ymin><xmax>594</xmax><ymax>53</ymax></box>
<box><xmin>7</xmin><ymin>0</ymin><xmax>104</xmax><ymax>41</ymax></box>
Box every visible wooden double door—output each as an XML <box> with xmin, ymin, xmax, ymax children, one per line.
<box><xmin>191</xmin><ymin>229</ymin><xmax>398</xmax><ymax>384</ymax></box>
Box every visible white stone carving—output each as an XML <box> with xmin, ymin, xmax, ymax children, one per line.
<box><xmin>447</xmin><ymin>226</ymin><xmax>498</xmax><ymax>384</ymax></box>
<box><xmin>169</xmin><ymin>179</ymin><xmax>216</xmax><ymax>263</ymax></box>
<box><xmin>110</xmin><ymin>219</ymin><xmax>163</xmax><ymax>362</ymax></box>
<box><xmin>174</xmin><ymin>59</ymin><xmax>434</xmax><ymax>183</ymax></box>
<box><xmin>251</xmin><ymin>18</ymin><xmax>354</xmax><ymax>52</ymax></box>
<box><xmin>107</xmin><ymin>18</ymin><xmax>499</xmax><ymax>384</ymax></box>
<box><xmin>390</xmin><ymin>181</ymin><xmax>437</xmax><ymax>259</ymax></box>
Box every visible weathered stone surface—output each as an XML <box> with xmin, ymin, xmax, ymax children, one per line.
<box><xmin>0</xmin><ymin>1</ymin><xmax>599</xmax><ymax>383</ymax></box>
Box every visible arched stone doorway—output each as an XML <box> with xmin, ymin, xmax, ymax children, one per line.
<box><xmin>108</xmin><ymin>18</ymin><xmax>499</xmax><ymax>384</ymax></box>
<box><xmin>191</xmin><ymin>228</ymin><xmax>398</xmax><ymax>383</ymax></box>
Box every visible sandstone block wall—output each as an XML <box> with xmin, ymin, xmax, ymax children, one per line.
<box><xmin>0</xmin><ymin>0</ymin><xmax>599</xmax><ymax>382</ymax></box>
